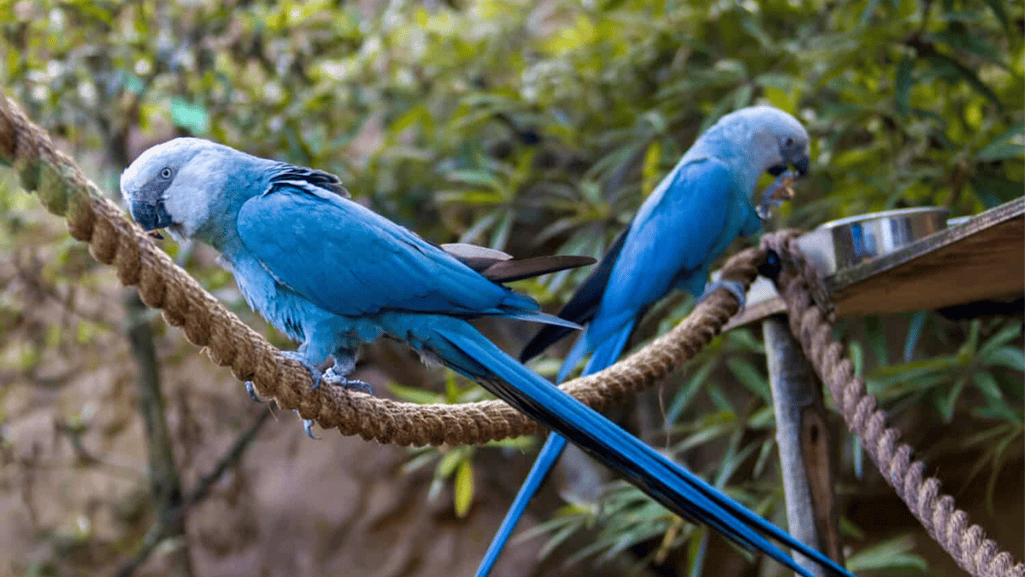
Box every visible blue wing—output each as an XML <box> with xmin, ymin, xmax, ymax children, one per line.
<box><xmin>522</xmin><ymin>157</ymin><xmax>741</xmax><ymax>365</ymax></box>
<box><xmin>586</xmin><ymin>157</ymin><xmax>738</xmax><ymax>338</ymax></box>
<box><xmin>237</xmin><ymin>181</ymin><xmax>549</xmax><ymax>321</ymax></box>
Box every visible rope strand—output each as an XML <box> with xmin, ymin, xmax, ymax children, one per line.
<box><xmin>763</xmin><ymin>232</ymin><xmax>1024</xmax><ymax>577</ymax></box>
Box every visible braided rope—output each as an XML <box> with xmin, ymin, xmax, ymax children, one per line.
<box><xmin>763</xmin><ymin>231</ymin><xmax>1024</xmax><ymax>577</ymax></box>
<box><xmin>0</xmin><ymin>94</ymin><xmax>758</xmax><ymax>446</ymax></box>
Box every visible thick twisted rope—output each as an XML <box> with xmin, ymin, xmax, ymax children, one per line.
<box><xmin>762</xmin><ymin>231</ymin><xmax>1024</xmax><ymax>577</ymax></box>
<box><xmin>0</xmin><ymin>94</ymin><xmax>759</xmax><ymax>446</ymax></box>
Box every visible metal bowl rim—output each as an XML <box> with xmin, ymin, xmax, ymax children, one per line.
<box><xmin>817</xmin><ymin>206</ymin><xmax>950</xmax><ymax>231</ymax></box>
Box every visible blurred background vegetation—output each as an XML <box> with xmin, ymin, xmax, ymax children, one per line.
<box><xmin>0</xmin><ymin>0</ymin><xmax>1021</xmax><ymax>576</ymax></box>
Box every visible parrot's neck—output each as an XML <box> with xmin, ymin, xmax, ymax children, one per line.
<box><xmin>686</xmin><ymin>125</ymin><xmax>777</xmax><ymax>197</ymax></box>
<box><xmin>190</xmin><ymin>158</ymin><xmax>279</xmax><ymax>256</ymax></box>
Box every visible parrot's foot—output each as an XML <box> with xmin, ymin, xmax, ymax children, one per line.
<box><xmin>277</xmin><ymin>351</ymin><xmax>371</xmax><ymax>394</ymax></box>
<box><xmin>280</xmin><ymin>350</ymin><xmax>326</xmax><ymax>387</ymax></box>
<box><xmin>244</xmin><ymin>381</ymin><xmax>263</xmax><ymax>403</ymax></box>
<box><xmin>318</xmin><ymin>365</ymin><xmax>373</xmax><ymax>395</ymax></box>
<box><xmin>699</xmin><ymin>279</ymin><xmax>747</xmax><ymax>312</ymax></box>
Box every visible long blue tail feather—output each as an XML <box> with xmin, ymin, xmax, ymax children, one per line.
<box><xmin>474</xmin><ymin>434</ymin><xmax>568</xmax><ymax>577</ymax></box>
<box><xmin>426</xmin><ymin>320</ymin><xmax>852</xmax><ymax>577</ymax></box>
<box><xmin>475</xmin><ymin>320</ymin><xmax>634</xmax><ymax>577</ymax></box>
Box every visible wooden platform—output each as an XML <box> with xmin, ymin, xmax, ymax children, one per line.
<box><xmin>726</xmin><ymin>196</ymin><xmax>1024</xmax><ymax>328</ymax></box>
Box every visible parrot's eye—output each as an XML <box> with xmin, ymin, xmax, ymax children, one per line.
<box><xmin>160</xmin><ymin>167</ymin><xmax>173</xmax><ymax>179</ymax></box>
<box><xmin>785</xmin><ymin>137</ymin><xmax>794</xmax><ymax>146</ymax></box>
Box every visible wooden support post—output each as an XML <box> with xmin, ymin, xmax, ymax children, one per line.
<box><xmin>763</xmin><ymin>315</ymin><xmax>844</xmax><ymax>576</ymax></box>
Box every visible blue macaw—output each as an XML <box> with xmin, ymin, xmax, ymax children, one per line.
<box><xmin>119</xmin><ymin>128</ymin><xmax>850</xmax><ymax>577</ymax></box>
<box><xmin>475</xmin><ymin>105</ymin><xmax>814</xmax><ymax>577</ymax></box>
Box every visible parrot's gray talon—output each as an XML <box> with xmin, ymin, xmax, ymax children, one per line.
<box><xmin>244</xmin><ymin>380</ymin><xmax>262</xmax><ymax>403</ymax></box>
<box><xmin>280</xmin><ymin>350</ymin><xmax>326</xmax><ymax>389</ymax></box>
<box><xmin>303</xmin><ymin>419</ymin><xmax>317</xmax><ymax>439</ymax></box>
<box><xmin>298</xmin><ymin>413</ymin><xmax>318</xmax><ymax>440</ymax></box>
<box><xmin>322</xmin><ymin>366</ymin><xmax>373</xmax><ymax>395</ymax></box>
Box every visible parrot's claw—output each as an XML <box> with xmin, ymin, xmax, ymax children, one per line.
<box><xmin>280</xmin><ymin>350</ymin><xmax>326</xmax><ymax>389</ymax></box>
<box><xmin>301</xmin><ymin>416</ymin><xmax>318</xmax><ymax>440</ymax></box>
<box><xmin>244</xmin><ymin>381</ymin><xmax>263</xmax><ymax>403</ymax></box>
<box><xmin>321</xmin><ymin>366</ymin><xmax>373</xmax><ymax>395</ymax></box>
<box><xmin>292</xmin><ymin>409</ymin><xmax>319</xmax><ymax>440</ymax></box>
<box><xmin>699</xmin><ymin>279</ymin><xmax>748</xmax><ymax>313</ymax></box>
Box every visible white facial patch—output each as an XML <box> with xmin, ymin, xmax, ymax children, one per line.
<box><xmin>160</xmin><ymin>149</ymin><xmax>224</xmax><ymax>239</ymax></box>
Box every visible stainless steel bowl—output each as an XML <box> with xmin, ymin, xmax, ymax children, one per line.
<box><xmin>797</xmin><ymin>207</ymin><xmax>949</xmax><ymax>274</ymax></box>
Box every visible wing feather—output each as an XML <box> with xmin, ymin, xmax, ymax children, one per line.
<box><xmin>237</xmin><ymin>183</ymin><xmax>528</xmax><ymax>318</ymax></box>
<box><xmin>519</xmin><ymin>228</ymin><xmax>628</xmax><ymax>361</ymax></box>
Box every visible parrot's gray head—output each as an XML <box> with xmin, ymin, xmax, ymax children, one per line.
<box><xmin>725</xmin><ymin>106</ymin><xmax>811</xmax><ymax>178</ymax></box>
<box><xmin>120</xmin><ymin>137</ymin><xmax>239</xmax><ymax>242</ymax></box>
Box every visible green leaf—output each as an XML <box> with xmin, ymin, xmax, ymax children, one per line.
<box><xmin>445</xmin><ymin>169</ymin><xmax>504</xmax><ymax>192</ymax></box>
<box><xmin>921</xmin><ymin>53</ymin><xmax>1002</xmax><ymax>109</ymax></box>
<box><xmin>971</xmin><ymin>372</ymin><xmax>1011</xmax><ymax>418</ymax></box>
<box><xmin>849</xmin><ymin>341</ymin><xmax>864</xmax><ymax>377</ymax></box>
<box><xmin>490</xmin><ymin>209</ymin><xmax>514</xmax><ymax>249</ymax></box>
<box><xmin>763</xmin><ymin>86</ymin><xmax>796</xmax><ymax>116</ymax></box>
<box><xmin>641</xmin><ymin>140</ymin><xmax>662</xmax><ymax>196</ymax></box>
<box><xmin>685</xmin><ymin>527</ymin><xmax>709</xmax><ymax>577</ymax></box>
<box><xmin>894</xmin><ymin>56</ymin><xmax>913</xmax><ymax>115</ymax></box>
<box><xmin>402</xmin><ymin>450</ymin><xmax>440</xmax><ymax>474</ymax></box>
<box><xmin>981</xmin><ymin>0</ymin><xmax>1011</xmax><ymax>33</ymax></box>
<box><xmin>976</xmin><ymin>124</ymin><xmax>1025</xmax><ymax>162</ymax></box>
<box><xmin>986</xmin><ymin>347</ymin><xmax>1025</xmax><ymax>372</ymax></box>
<box><xmin>857</xmin><ymin>0</ymin><xmax>883</xmax><ymax>27</ymax></box>
<box><xmin>437</xmin><ymin>448</ymin><xmax>463</xmax><ymax>479</ymax></box>
<box><xmin>978</xmin><ymin>322</ymin><xmax>1023</xmax><ymax>356</ymax></box>
<box><xmin>928</xmin><ymin>25</ymin><xmax>1007</xmax><ymax>67</ymax></box>
<box><xmin>666</xmin><ymin>362</ymin><xmax>715</xmax><ymax>425</ymax></box>
<box><xmin>453</xmin><ymin>459</ymin><xmax>474</xmax><ymax>517</ymax></box>
<box><xmin>938</xmin><ymin>375</ymin><xmax>969</xmax><ymax>422</ymax></box>
<box><xmin>387</xmin><ymin>381</ymin><xmax>442</xmax><ymax>404</ymax></box>
<box><xmin>846</xmin><ymin>534</ymin><xmax>928</xmax><ymax>572</ymax></box>
<box><xmin>968</xmin><ymin>173</ymin><xmax>1024</xmax><ymax>207</ymax></box>
<box><xmin>389</xmin><ymin>105</ymin><xmax>430</xmax><ymax>134</ymax></box>
<box><xmin>706</xmin><ymin>383</ymin><xmax>736</xmax><ymax>414</ymax></box>
<box><xmin>726</xmin><ymin>358</ymin><xmax>770</xmax><ymax>404</ymax></box>
<box><xmin>902</xmin><ymin>311</ymin><xmax>928</xmax><ymax>362</ymax></box>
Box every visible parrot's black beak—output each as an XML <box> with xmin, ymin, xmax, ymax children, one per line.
<box><xmin>129</xmin><ymin>200</ymin><xmax>173</xmax><ymax>238</ymax></box>
<box><xmin>793</xmin><ymin>155</ymin><xmax>809</xmax><ymax>178</ymax></box>
<box><xmin>769</xmin><ymin>154</ymin><xmax>810</xmax><ymax>178</ymax></box>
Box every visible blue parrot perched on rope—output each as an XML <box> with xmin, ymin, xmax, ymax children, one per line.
<box><xmin>118</xmin><ymin>114</ymin><xmax>851</xmax><ymax>577</ymax></box>
<box><xmin>474</xmin><ymin>105</ymin><xmax>814</xmax><ymax>577</ymax></box>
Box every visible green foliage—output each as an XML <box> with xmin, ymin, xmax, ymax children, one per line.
<box><xmin>845</xmin><ymin>535</ymin><xmax>928</xmax><ymax>573</ymax></box>
<box><xmin>1</xmin><ymin>0</ymin><xmax>1021</xmax><ymax>574</ymax></box>
<box><xmin>397</xmin><ymin>372</ymin><xmax>536</xmax><ymax>517</ymax></box>
<box><xmin>854</xmin><ymin>316</ymin><xmax>1024</xmax><ymax>506</ymax></box>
